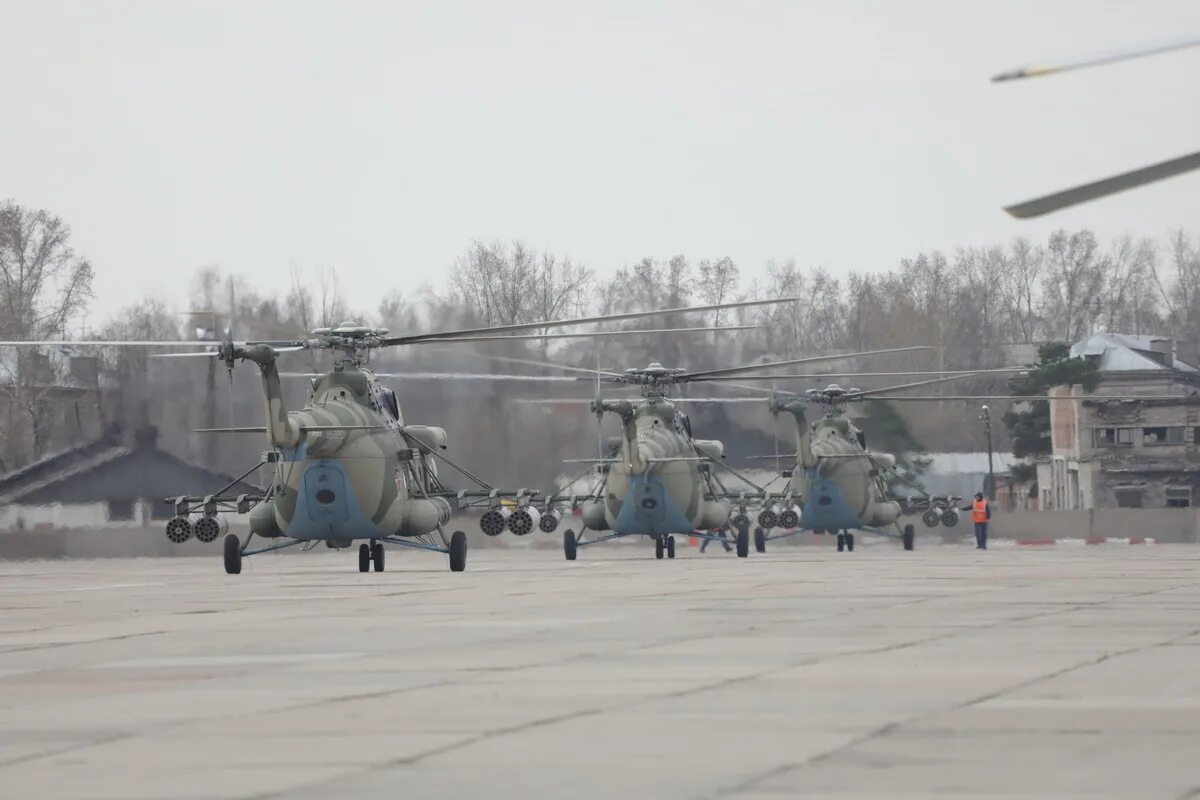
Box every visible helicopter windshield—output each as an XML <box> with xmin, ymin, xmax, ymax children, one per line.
<box><xmin>380</xmin><ymin>387</ymin><xmax>400</xmax><ymax>420</ymax></box>
<box><xmin>678</xmin><ymin>412</ymin><xmax>693</xmax><ymax>438</ymax></box>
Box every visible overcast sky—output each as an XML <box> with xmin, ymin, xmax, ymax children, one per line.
<box><xmin>3</xmin><ymin>0</ymin><xmax>1199</xmax><ymax>327</ymax></box>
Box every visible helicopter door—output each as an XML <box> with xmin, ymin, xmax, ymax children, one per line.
<box><xmin>304</xmin><ymin>464</ymin><xmax>350</xmax><ymax>525</ymax></box>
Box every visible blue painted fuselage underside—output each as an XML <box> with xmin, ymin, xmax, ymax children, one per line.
<box><xmin>281</xmin><ymin>457</ymin><xmax>390</xmax><ymax>541</ymax></box>
<box><xmin>613</xmin><ymin>473</ymin><xmax>694</xmax><ymax>536</ymax></box>
<box><xmin>798</xmin><ymin>476</ymin><xmax>863</xmax><ymax>532</ymax></box>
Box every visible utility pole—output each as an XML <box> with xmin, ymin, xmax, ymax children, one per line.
<box><xmin>979</xmin><ymin>404</ymin><xmax>995</xmax><ymax>500</ymax></box>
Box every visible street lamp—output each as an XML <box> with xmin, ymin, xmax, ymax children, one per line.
<box><xmin>979</xmin><ymin>404</ymin><xmax>995</xmax><ymax>500</ymax></box>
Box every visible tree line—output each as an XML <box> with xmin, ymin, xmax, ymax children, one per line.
<box><xmin>3</xmin><ymin>198</ymin><xmax>1197</xmax><ymax>487</ymax></box>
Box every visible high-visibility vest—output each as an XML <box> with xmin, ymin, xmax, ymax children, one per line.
<box><xmin>972</xmin><ymin>498</ymin><xmax>989</xmax><ymax>523</ymax></box>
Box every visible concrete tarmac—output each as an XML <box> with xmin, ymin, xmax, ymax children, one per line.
<box><xmin>1</xmin><ymin>543</ymin><xmax>1199</xmax><ymax>799</ymax></box>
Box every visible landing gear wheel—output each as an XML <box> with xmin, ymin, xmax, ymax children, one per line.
<box><xmin>655</xmin><ymin>536</ymin><xmax>665</xmax><ymax>560</ymax></box>
<box><xmin>845</xmin><ymin>533</ymin><xmax>855</xmax><ymax>552</ymax></box>
<box><xmin>736</xmin><ymin>526</ymin><xmax>749</xmax><ymax>558</ymax></box>
<box><xmin>903</xmin><ymin>523</ymin><xmax>915</xmax><ymax>551</ymax></box>
<box><xmin>836</xmin><ymin>533</ymin><xmax>845</xmax><ymax>552</ymax></box>
<box><xmin>358</xmin><ymin>543</ymin><xmax>370</xmax><ymax>572</ymax></box>
<box><xmin>754</xmin><ymin>527</ymin><xmax>766</xmax><ymax>553</ymax></box>
<box><xmin>223</xmin><ymin>534</ymin><xmax>242</xmax><ymax>575</ymax></box>
<box><xmin>666</xmin><ymin>536</ymin><xmax>675</xmax><ymax>559</ymax></box>
<box><xmin>563</xmin><ymin>529</ymin><xmax>577</xmax><ymax>561</ymax></box>
<box><xmin>449</xmin><ymin>531</ymin><xmax>468</xmax><ymax>572</ymax></box>
<box><xmin>372</xmin><ymin>542</ymin><xmax>385</xmax><ymax>572</ymax></box>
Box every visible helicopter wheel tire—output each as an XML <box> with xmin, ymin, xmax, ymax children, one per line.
<box><xmin>449</xmin><ymin>531</ymin><xmax>468</xmax><ymax>572</ymax></box>
<box><xmin>372</xmin><ymin>542</ymin><xmax>385</xmax><ymax>572</ymax></box>
<box><xmin>655</xmin><ymin>536</ymin><xmax>664</xmax><ymax>560</ymax></box>
<box><xmin>736</xmin><ymin>527</ymin><xmax>749</xmax><ymax>558</ymax></box>
<box><xmin>223</xmin><ymin>534</ymin><xmax>242</xmax><ymax>575</ymax></box>
<box><xmin>754</xmin><ymin>527</ymin><xmax>766</xmax><ymax>553</ymax></box>
<box><xmin>837</xmin><ymin>533</ymin><xmax>845</xmax><ymax>552</ymax></box>
<box><xmin>666</xmin><ymin>536</ymin><xmax>675</xmax><ymax>559</ymax></box>
<box><xmin>563</xmin><ymin>529</ymin><xmax>577</xmax><ymax>561</ymax></box>
<box><xmin>358</xmin><ymin>543</ymin><xmax>370</xmax><ymax>573</ymax></box>
<box><xmin>846</xmin><ymin>533</ymin><xmax>855</xmax><ymax>552</ymax></box>
<box><xmin>903</xmin><ymin>524</ymin><xmax>915</xmax><ymax>551</ymax></box>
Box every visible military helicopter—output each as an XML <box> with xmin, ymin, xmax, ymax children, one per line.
<box><xmin>748</xmin><ymin>379</ymin><xmax>1180</xmax><ymax>555</ymax></box>
<box><xmin>514</xmin><ymin>346</ymin><xmax>932</xmax><ymax>560</ymax></box>
<box><xmin>995</xmin><ymin>34</ymin><xmax>1200</xmax><ymax>217</ymax></box>
<box><xmin>2</xmin><ymin>298</ymin><xmax>792</xmax><ymax>574</ymax></box>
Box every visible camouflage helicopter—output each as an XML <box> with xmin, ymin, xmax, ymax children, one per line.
<box><xmin>2</xmin><ymin>298</ymin><xmax>793</xmax><ymax>574</ymax></box>
<box><xmin>748</xmin><ymin>379</ymin><xmax>1176</xmax><ymax>555</ymax></box>
<box><xmin>514</xmin><ymin>346</ymin><xmax>932</xmax><ymax>560</ymax></box>
<box><xmin>995</xmin><ymin>35</ymin><xmax>1200</xmax><ymax>217</ymax></box>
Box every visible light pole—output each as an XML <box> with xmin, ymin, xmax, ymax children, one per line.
<box><xmin>979</xmin><ymin>404</ymin><xmax>995</xmax><ymax>500</ymax></box>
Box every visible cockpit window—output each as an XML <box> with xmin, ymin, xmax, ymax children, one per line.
<box><xmin>679</xmin><ymin>412</ymin><xmax>693</xmax><ymax>438</ymax></box>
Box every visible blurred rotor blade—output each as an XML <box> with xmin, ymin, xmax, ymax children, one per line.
<box><xmin>866</xmin><ymin>394</ymin><xmax>1181</xmax><ymax>402</ymax></box>
<box><xmin>151</xmin><ymin>351</ymin><xmax>219</xmax><ymax>358</ymax></box>
<box><xmin>701</xmin><ymin>367</ymin><xmax>1026</xmax><ymax>381</ymax></box>
<box><xmin>701</xmin><ymin>378</ymin><xmax>802</xmax><ymax>396</ymax></box>
<box><xmin>848</xmin><ymin>372</ymin><xmax>992</xmax><ymax>399</ymax></box>
<box><xmin>447</xmin><ymin>351</ymin><xmax>627</xmax><ymax>380</ymax></box>
<box><xmin>152</xmin><ymin>345</ymin><xmax>305</xmax><ymax>359</ymax></box>
<box><xmin>403</xmin><ymin>326</ymin><xmax>761</xmax><ymax>343</ymax></box>
<box><xmin>1004</xmin><ymin>150</ymin><xmax>1200</xmax><ymax>218</ymax></box>
<box><xmin>382</xmin><ymin>297</ymin><xmax>797</xmax><ymax>346</ymax></box>
<box><xmin>992</xmin><ymin>34</ymin><xmax>1200</xmax><ymax>82</ymax></box>
<box><xmin>669</xmin><ymin>397</ymin><xmax>767</xmax><ymax>403</ymax></box>
<box><xmin>680</xmin><ymin>346</ymin><xmax>932</xmax><ymax>381</ymax></box>
<box><xmin>0</xmin><ymin>340</ymin><xmax>217</xmax><ymax>347</ymax></box>
<box><xmin>367</xmin><ymin>372</ymin><xmax>584</xmax><ymax>382</ymax></box>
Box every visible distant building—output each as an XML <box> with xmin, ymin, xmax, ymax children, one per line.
<box><xmin>0</xmin><ymin>426</ymin><xmax>262</xmax><ymax>530</ymax></box>
<box><xmin>921</xmin><ymin>452</ymin><xmax>1018</xmax><ymax>500</ymax></box>
<box><xmin>1040</xmin><ymin>333</ymin><xmax>1200</xmax><ymax>510</ymax></box>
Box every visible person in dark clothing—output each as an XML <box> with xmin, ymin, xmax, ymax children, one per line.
<box><xmin>963</xmin><ymin>492</ymin><xmax>992</xmax><ymax>549</ymax></box>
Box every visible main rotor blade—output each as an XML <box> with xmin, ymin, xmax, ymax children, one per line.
<box><xmin>403</xmin><ymin>325</ymin><xmax>760</xmax><ymax>343</ymax></box>
<box><xmin>1005</xmin><ymin>150</ymin><xmax>1200</xmax><ymax>219</ymax></box>
<box><xmin>680</xmin><ymin>346</ymin><xmax>932</xmax><ymax>381</ymax></box>
<box><xmin>382</xmin><ymin>297</ymin><xmax>797</xmax><ymax>346</ymax></box>
<box><xmin>992</xmin><ymin>34</ymin><xmax>1200</xmax><ymax>82</ymax></box>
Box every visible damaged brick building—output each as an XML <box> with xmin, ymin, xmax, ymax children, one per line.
<box><xmin>1040</xmin><ymin>333</ymin><xmax>1200</xmax><ymax>510</ymax></box>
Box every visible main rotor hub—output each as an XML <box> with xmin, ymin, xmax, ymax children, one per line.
<box><xmin>308</xmin><ymin>323</ymin><xmax>390</xmax><ymax>366</ymax></box>
<box><xmin>622</xmin><ymin>362</ymin><xmax>686</xmax><ymax>397</ymax></box>
<box><xmin>806</xmin><ymin>383</ymin><xmax>862</xmax><ymax>407</ymax></box>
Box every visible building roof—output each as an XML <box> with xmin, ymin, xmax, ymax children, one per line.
<box><xmin>925</xmin><ymin>452</ymin><xmax>1018</xmax><ymax>475</ymax></box>
<box><xmin>1071</xmin><ymin>333</ymin><xmax>1198</xmax><ymax>373</ymax></box>
<box><xmin>0</xmin><ymin>427</ymin><xmax>262</xmax><ymax>505</ymax></box>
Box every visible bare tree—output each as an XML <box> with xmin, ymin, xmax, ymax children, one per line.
<box><xmin>1041</xmin><ymin>229</ymin><xmax>1106</xmax><ymax>342</ymax></box>
<box><xmin>0</xmin><ymin>201</ymin><xmax>95</xmax><ymax>466</ymax></box>
<box><xmin>696</xmin><ymin>257</ymin><xmax>740</xmax><ymax>326</ymax></box>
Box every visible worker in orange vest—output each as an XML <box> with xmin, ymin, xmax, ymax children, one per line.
<box><xmin>964</xmin><ymin>492</ymin><xmax>992</xmax><ymax>550</ymax></box>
